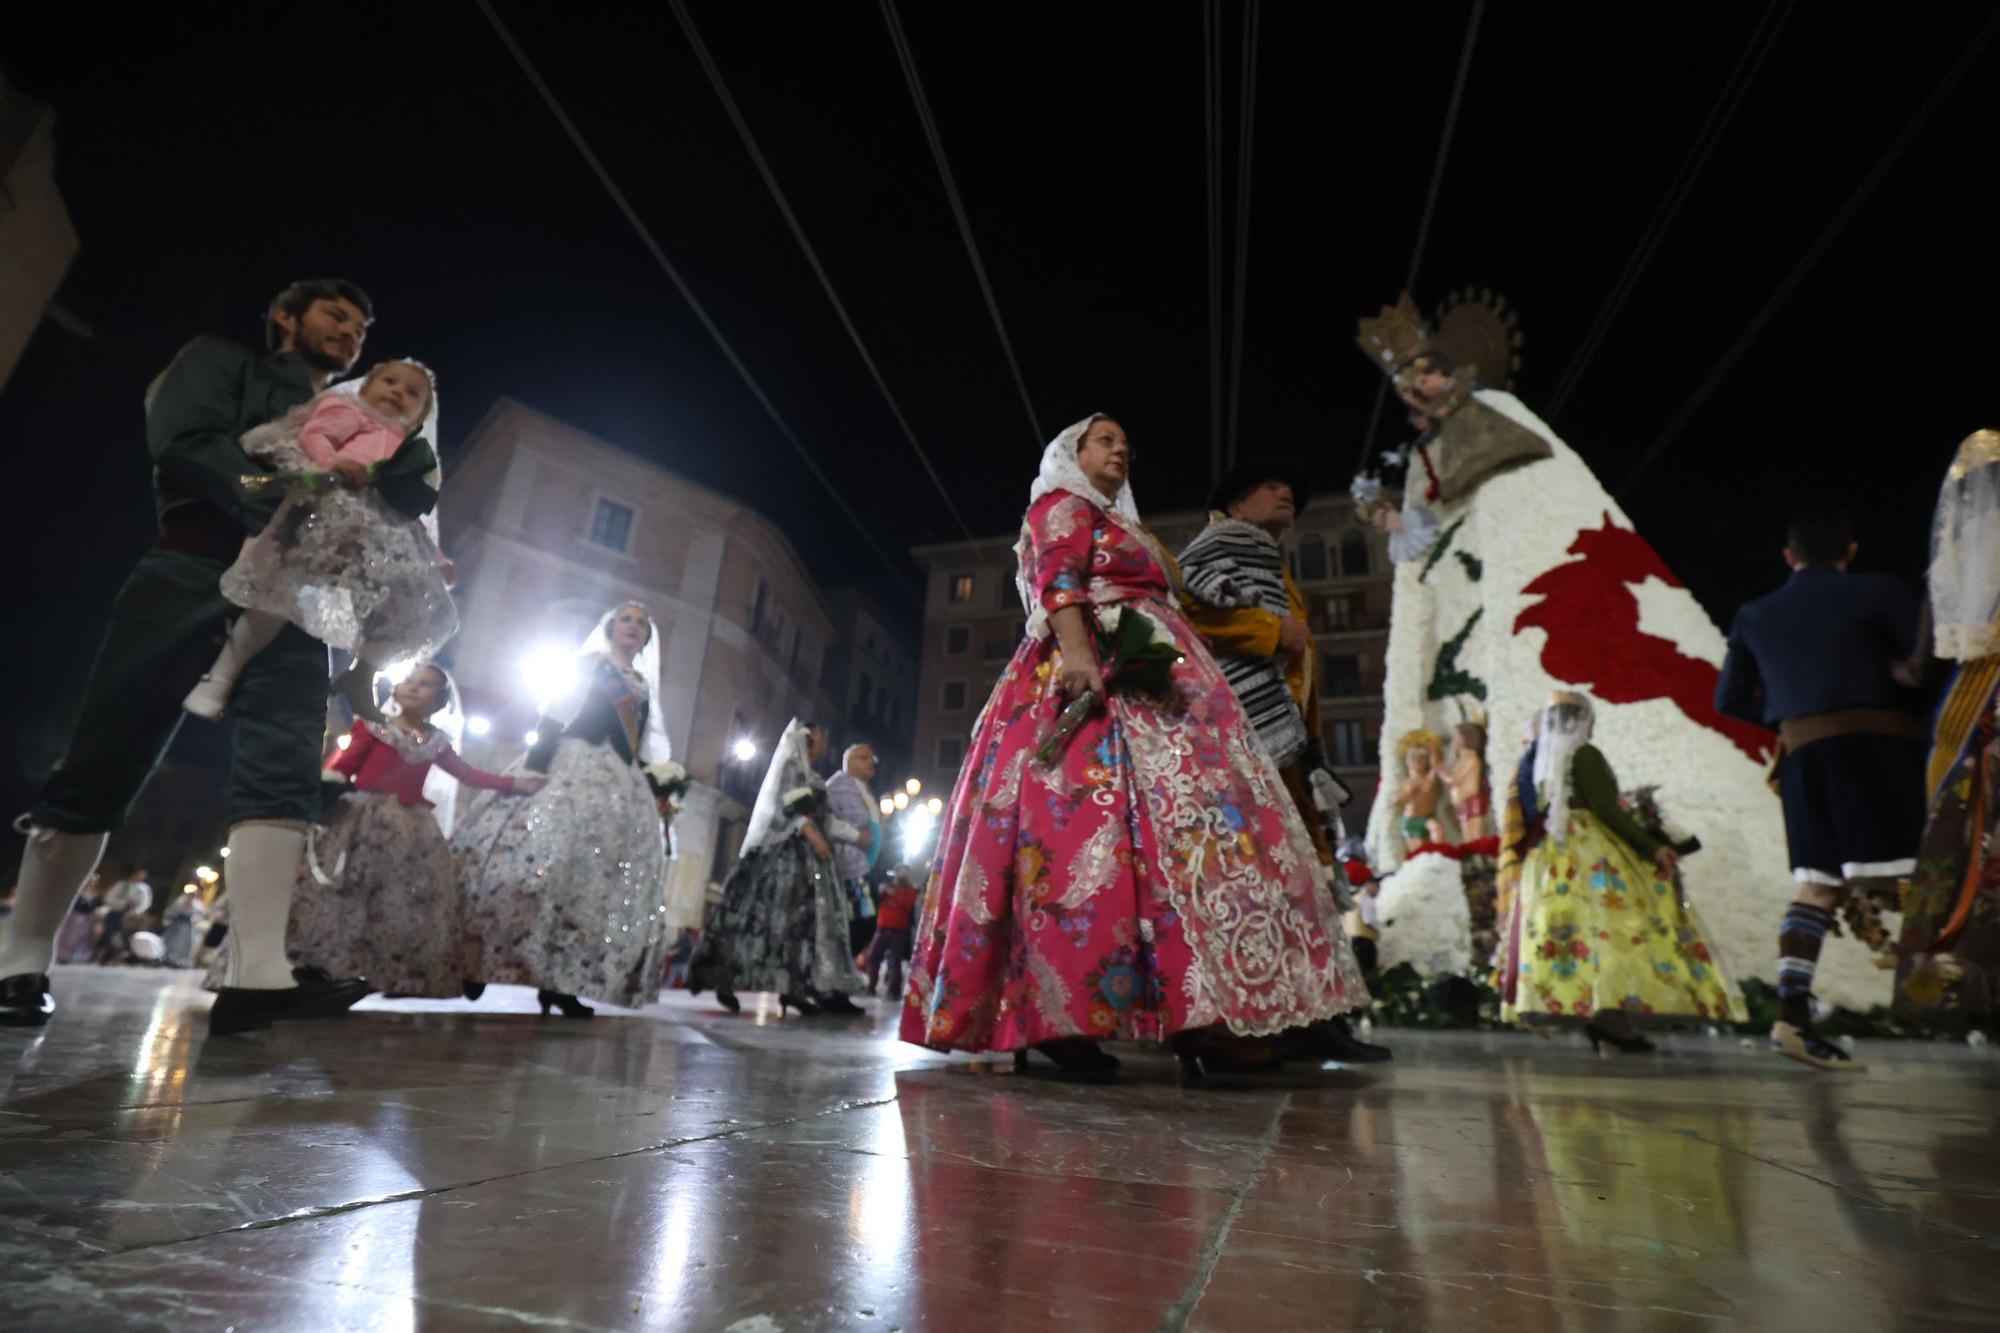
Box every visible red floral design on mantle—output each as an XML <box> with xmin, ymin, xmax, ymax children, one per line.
<box><xmin>1514</xmin><ymin>514</ymin><xmax>1776</xmax><ymax>763</ymax></box>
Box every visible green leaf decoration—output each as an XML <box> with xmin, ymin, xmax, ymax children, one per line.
<box><xmin>1417</xmin><ymin>517</ymin><xmax>1466</xmax><ymax>583</ymax></box>
<box><xmin>1427</xmin><ymin>608</ymin><xmax>1488</xmax><ymax>702</ymax></box>
<box><xmin>1454</xmin><ymin>550</ymin><xmax>1483</xmax><ymax>581</ymax></box>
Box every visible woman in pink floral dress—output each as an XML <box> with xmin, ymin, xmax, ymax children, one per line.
<box><xmin>901</xmin><ymin>414</ymin><xmax>1368</xmax><ymax>1078</ymax></box>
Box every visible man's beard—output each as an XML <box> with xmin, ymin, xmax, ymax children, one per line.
<box><xmin>298</xmin><ymin>331</ymin><xmax>356</xmax><ymax>376</ymax></box>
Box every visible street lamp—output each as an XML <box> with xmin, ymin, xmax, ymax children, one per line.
<box><xmin>878</xmin><ymin>796</ymin><xmax>895</xmax><ymax>817</ymax></box>
<box><xmin>904</xmin><ymin>778</ymin><xmax>922</xmax><ymax>796</ymax></box>
<box><xmin>893</xmin><ymin>791</ymin><xmax>909</xmax><ymax>811</ymax></box>
<box><xmin>926</xmin><ymin>797</ymin><xmax>944</xmax><ymax>815</ymax></box>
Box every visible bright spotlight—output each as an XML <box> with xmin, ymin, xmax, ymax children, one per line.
<box><xmin>466</xmin><ymin>715</ymin><xmax>492</xmax><ymax>737</ymax></box>
<box><xmin>878</xmin><ymin>796</ymin><xmax>896</xmax><ymax>816</ymax></box>
<box><xmin>732</xmin><ymin>738</ymin><xmax>759</xmax><ymax>763</ymax></box>
<box><xmin>525</xmin><ymin>730</ymin><xmax>540</xmax><ymax>746</ymax></box>
<box><xmin>521</xmin><ymin>645</ymin><xmax>580</xmax><ymax>710</ymax></box>
<box><xmin>904</xmin><ymin>778</ymin><xmax>922</xmax><ymax>795</ymax></box>
<box><xmin>893</xmin><ymin>791</ymin><xmax>910</xmax><ymax>811</ymax></box>
<box><xmin>926</xmin><ymin>797</ymin><xmax>944</xmax><ymax>815</ymax></box>
<box><xmin>219</xmin><ymin>847</ymin><xmax>230</xmax><ymax>859</ymax></box>
<box><xmin>195</xmin><ymin>865</ymin><xmax>217</xmax><ymax>883</ymax></box>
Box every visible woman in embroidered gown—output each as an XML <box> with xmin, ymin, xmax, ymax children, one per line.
<box><xmin>900</xmin><ymin>414</ymin><xmax>1368</xmax><ymax>1079</ymax></box>
<box><xmin>1897</xmin><ymin>429</ymin><xmax>2000</xmax><ymax>1030</ymax></box>
<box><xmin>1495</xmin><ymin>691</ymin><xmax>1745</xmax><ymax>1050</ymax></box>
<box><xmin>453</xmin><ymin>603</ymin><xmax>674</xmax><ymax>1018</ymax></box>
<box><xmin>288</xmin><ymin>664</ymin><xmax>539</xmax><ymax>997</ymax></box>
<box><xmin>685</xmin><ymin>719</ymin><xmax>867</xmax><ymax>1016</ymax></box>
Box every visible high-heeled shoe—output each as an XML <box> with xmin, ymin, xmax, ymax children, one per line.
<box><xmin>779</xmin><ymin>993</ymin><xmax>821</xmax><ymax>1017</ymax></box>
<box><xmin>1020</xmin><ymin>1037</ymin><xmax>1121</xmax><ymax>1079</ymax></box>
<box><xmin>1584</xmin><ymin>1020</ymin><xmax>1655</xmax><ymax>1054</ymax></box>
<box><xmin>461</xmin><ymin>980</ymin><xmax>486</xmax><ymax>1002</ymax></box>
<box><xmin>537</xmin><ymin>989</ymin><xmax>594</xmax><ymax>1019</ymax></box>
<box><xmin>715</xmin><ymin>988</ymin><xmax>742</xmax><ymax>1014</ymax></box>
<box><xmin>1171</xmin><ymin>1028</ymin><xmax>1286</xmax><ymax>1085</ymax></box>
<box><xmin>817</xmin><ymin>993</ymin><xmax>864</xmax><ymax>1016</ymax></box>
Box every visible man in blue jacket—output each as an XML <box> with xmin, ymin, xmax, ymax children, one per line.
<box><xmin>1716</xmin><ymin>507</ymin><xmax>1925</xmax><ymax>1070</ymax></box>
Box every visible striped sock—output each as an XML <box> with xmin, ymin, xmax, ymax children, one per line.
<box><xmin>1777</xmin><ymin>901</ymin><xmax>1835</xmax><ymax>1029</ymax></box>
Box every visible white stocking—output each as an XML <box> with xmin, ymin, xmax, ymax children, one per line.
<box><xmin>0</xmin><ymin>825</ymin><xmax>107</xmax><ymax>978</ymax></box>
<box><xmin>222</xmin><ymin>821</ymin><xmax>304</xmax><ymax>990</ymax></box>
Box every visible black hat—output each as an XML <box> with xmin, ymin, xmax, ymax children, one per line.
<box><xmin>1208</xmin><ymin>456</ymin><xmax>1314</xmax><ymax>516</ymax></box>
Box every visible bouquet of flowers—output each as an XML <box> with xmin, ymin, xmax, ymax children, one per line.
<box><xmin>1034</xmin><ymin>605</ymin><xmax>1182</xmax><ymax>766</ymax></box>
<box><xmin>647</xmin><ymin>760</ymin><xmax>692</xmax><ymax>826</ymax></box>
<box><xmin>782</xmin><ymin>785</ymin><xmax>825</xmax><ymax>819</ymax></box>
<box><xmin>1618</xmin><ymin>785</ymin><xmax>1701</xmax><ymax>857</ymax></box>
<box><xmin>646</xmin><ymin>760</ymin><xmax>692</xmax><ymax>802</ymax></box>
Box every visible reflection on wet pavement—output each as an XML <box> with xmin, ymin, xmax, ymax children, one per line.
<box><xmin>3</xmin><ymin>968</ymin><xmax>1998</xmax><ymax>1330</ymax></box>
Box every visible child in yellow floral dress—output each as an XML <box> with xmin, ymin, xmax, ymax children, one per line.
<box><xmin>1496</xmin><ymin>691</ymin><xmax>1746</xmax><ymax>1050</ymax></box>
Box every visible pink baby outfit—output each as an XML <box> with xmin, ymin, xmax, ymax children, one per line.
<box><xmin>297</xmin><ymin>395</ymin><xmax>408</xmax><ymax>470</ymax></box>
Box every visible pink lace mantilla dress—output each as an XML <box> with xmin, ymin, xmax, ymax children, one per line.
<box><xmin>901</xmin><ymin>489</ymin><xmax>1368</xmax><ymax>1053</ymax></box>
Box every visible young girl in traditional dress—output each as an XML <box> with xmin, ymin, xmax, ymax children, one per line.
<box><xmin>287</xmin><ymin>664</ymin><xmax>541</xmax><ymax>997</ymax></box>
<box><xmin>184</xmin><ymin>360</ymin><xmax>455</xmax><ymax>719</ymax></box>
<box><xmin>1495</xmin><ymin>691</ymin><xmax>1745</xmax><ymax>1051</ymax></box>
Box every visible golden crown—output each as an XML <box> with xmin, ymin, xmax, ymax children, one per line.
<box><xmin>1355</xmin><ymin>293</ymin><xmax>1433</xmax><ymax>376</ymax></box>
<box><xmin>1396</xmin><ymin>727</ymin><xmax>1443</xmax><ymax>757</ymax></box>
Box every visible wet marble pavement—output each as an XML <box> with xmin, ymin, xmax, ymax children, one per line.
<box><xmin>3</xmin><ymin>969</ymin><xmax>1999</xmax><ymax>1331</ymax></box>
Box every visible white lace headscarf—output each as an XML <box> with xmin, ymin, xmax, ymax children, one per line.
<box><xmin>741</xmin><ymin>718</ymin><xmax>820</xmax><ymax>855</ymax></box>
<box><xmin>1929</xmin><ymin>429</ymin><xmax>2000</xmax><ymax>660</ymax></box>
<box><xmin>325</xmin><ymin>358</ymin><xmax>444</xmax><ymax>542</ymax></box>
<box><xmin>554</xmin><ymin>602</ymin><xmax>671</xmax><ymax>765</ymax></box>
<box><xmin>1015</xmin><ymin>413</ymin><xmax>1142</xmax><ymax>640</ymax></box>
<box><xmin>1532</xmin><ymin>693</ymin><xmax>1594</xmax><ymax>848</ymax></box>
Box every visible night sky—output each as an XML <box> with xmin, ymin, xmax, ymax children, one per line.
<box><xmin>1</xmin><ymin>2</ymin><xmax>1992</xmax><ymax>822</ymax></box>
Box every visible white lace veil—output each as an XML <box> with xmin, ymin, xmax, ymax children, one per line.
<box><xmin>325</xmin><ymin>359</ymin><xmax>444</xmax><ymax>542</ymax></box>
<box><xmin>563</xmin><ymin>603</ymin><xmax>671</xmax><ymax>765</ymax></box>
<box><xmin>1532</xmin><ymin>694</ymin><xmax>1594</xmax><ymax>847</ymax></box>
<box><xmin>741</xmin><ymin>718</ymin><xmax>818</xmax><ymax>855</ymax></box>
<box><xmin>1929</xmin><ymin>429</ymin><xmax>2000</xmax><ymax>660</ymax></box>
<box><xmin>1014</xmin><ymin>413</ymin><xmax>1141</xmax><ymax>639</ymax></box>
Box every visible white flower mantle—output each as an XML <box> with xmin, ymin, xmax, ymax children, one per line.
<box><xmin>1364</xmin><ymin>391</ymin><xmax>1891</xmax><ymax>1010</ymax></box>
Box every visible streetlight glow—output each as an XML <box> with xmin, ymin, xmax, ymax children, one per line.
<box><xmin>893</xmin><ymin>791</ymin><xmax>910</xmax><ymax>811</ymax></box>
<box><xmin>926</xmin><ymin>797</ymin><xmax>944</xmax><ymax>815</ymax></box>
<box><xmin>521</xmin><ymin>645</ymin><xmax>580</xmax><ymax>710</ymax></box>
<box><xmin>732</xmin><ymin>738</ymin><xmax>759</xmax><ymax>763</ymax></box>
<box><xmin>904</xmin><ymin>778</ymin><xmax>922</xmax><ymax>796</ymax></box>
<box><xmin>878</xmin><ymin>796</ymin><xmax>895</xmax><ymax>816</ymax></box>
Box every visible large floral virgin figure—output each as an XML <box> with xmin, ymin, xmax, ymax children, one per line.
<box><xmin>1352</xmin><ymin>291</ymin><xmax>1885</xmax><ymax>1010</ymax></box>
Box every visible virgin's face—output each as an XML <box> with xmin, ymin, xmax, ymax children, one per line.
<box><xmin>392</xmin><ymin>666</ymin><xmax>446</xmax><ymax>719</ymax></box>
<box><xmin>1075</xmin><ymin>418</ymin><xmax>1132</xmax><ymax>497</ymax></box>
<box><xmin>609</xmin><ymin>605</ymin><xmax>653</xmax><ymax>654</ymax></box>
<box><xmin>807</xmin><ymin>726</ymin><xmax>827</xmax><ymax>763</ymax></box>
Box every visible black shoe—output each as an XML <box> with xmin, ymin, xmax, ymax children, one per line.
<box><xmin>817</xmin><ymin>993</ymin><xmax>864</xmax><ymax>1016</ymax></box>
<box><xmin>0</xmin><ymin>973</ymin><xmax>54</xmax><ymax>1027</ymax></box>
<box><xmin>462</xmin><ymin>980</ymin><xmax>486</xmax><ymax>1002</ymax></box>
<box><xmin>1025</xmin><ymin>1037</ymin><xmax>1122</xmax><ymax>1080</ymax></box>
<box><xmin>779</xmin><ymin>993</ymin><xmax>821</xmax><ymax>1017</ymax></box>
<box><xmin>210</xmin><ymin>972</ymin><xmax>371</xmax><ymax>1036</ymax></box>
<box><xmin>1299</xmin><ymin>1019</ymin><xmax>1393</xmax><ymax>1063</ymax></box>
<box><xmin>716</xmin><ymin>988</ymin><xmax>742</xmax><ymax>1014</ymax></box>
<box><xmin>537</xmin><ymin>989</ymin><xmax>594</xmax><ymax>1019</ymax></box>
<box><xmin>1585</xmin><ymin>1020</ymin><xmax>1657</xmax><ymax>1055</ymax></box>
